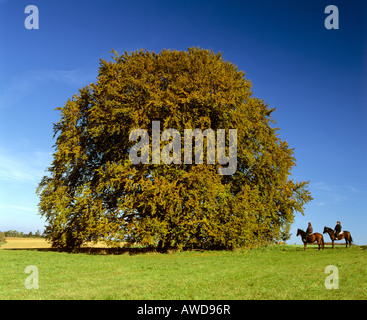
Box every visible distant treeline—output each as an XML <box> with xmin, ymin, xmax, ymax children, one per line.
<box><xmin>0</xmin><ymin>230</ymin><xmax>45</xmax><ymax>241</ymax></box>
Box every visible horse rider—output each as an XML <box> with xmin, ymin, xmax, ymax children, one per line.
<box><xmin>334</xmin><ymin>221</ymin><xmax>342</xmax><ymax>239</ymax></box>
<box><xmin>303</xmin><ymin>222</ymin><xmax>313</xmax><ymax>243</ymax></box>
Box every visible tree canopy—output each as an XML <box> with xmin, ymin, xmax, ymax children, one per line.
<box><xmin>37</xmin><ymin>47</ymin><xmax>312</xmax><ymax>250</ymax></box>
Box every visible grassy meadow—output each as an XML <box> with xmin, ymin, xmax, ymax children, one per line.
<box><xmin>0</xmin><ymin>238</ymin><xmax>366</xmax><ymax>300</ymax></box>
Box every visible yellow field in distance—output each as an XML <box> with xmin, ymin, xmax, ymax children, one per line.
<box><xmin>0</xmin><ymin>237</ymin><xmax>110</xmax><ymax>249</ymax></box>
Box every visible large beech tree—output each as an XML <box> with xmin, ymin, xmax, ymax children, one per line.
<box><xmin>37</xmin><ymin>48</ymin><xmax>312</xmax><ymax>250</ymax></box>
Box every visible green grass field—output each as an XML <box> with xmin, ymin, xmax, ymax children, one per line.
<box><xmin>0</xmin><ymin>242</ymin><xmax>366</xmax><ymax>300</ymax></box>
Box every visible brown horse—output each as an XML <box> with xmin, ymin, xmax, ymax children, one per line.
<box><xmin>323</xmin><ymin>226</ymin><xmax>353</xmax><ymax>248</ymax></box>
<box><xmin>296</xmin><ymin>228</ymin><xmax>324</xmax><ymax>251</ymax></box>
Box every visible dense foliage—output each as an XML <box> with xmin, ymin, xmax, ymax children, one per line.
<box><xmin>37</xmin><ymin>48</ymin><xmax>312</xmax><ymax>250</ymax></box>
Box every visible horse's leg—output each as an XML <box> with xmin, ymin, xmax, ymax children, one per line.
<box><xmin>332</xmin><ymin>240</ymin><xmax>334</xmax><ymax>249</ymax></box>
<box><xmin>304</xmin><ymin>243</ymin><xmax>306</xmax><ymax>251</ymax></box>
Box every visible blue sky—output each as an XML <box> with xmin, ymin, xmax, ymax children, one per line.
<box><xmin>0</xmin><ymin>0</ymin><xmax>366</xmax><ymax>244</ymax></box>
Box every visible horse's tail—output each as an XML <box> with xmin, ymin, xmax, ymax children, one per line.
<box><xmin>350</xmin><ymin>235</ymin><xmax>353</xmax><ymax>243</ymax></box>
